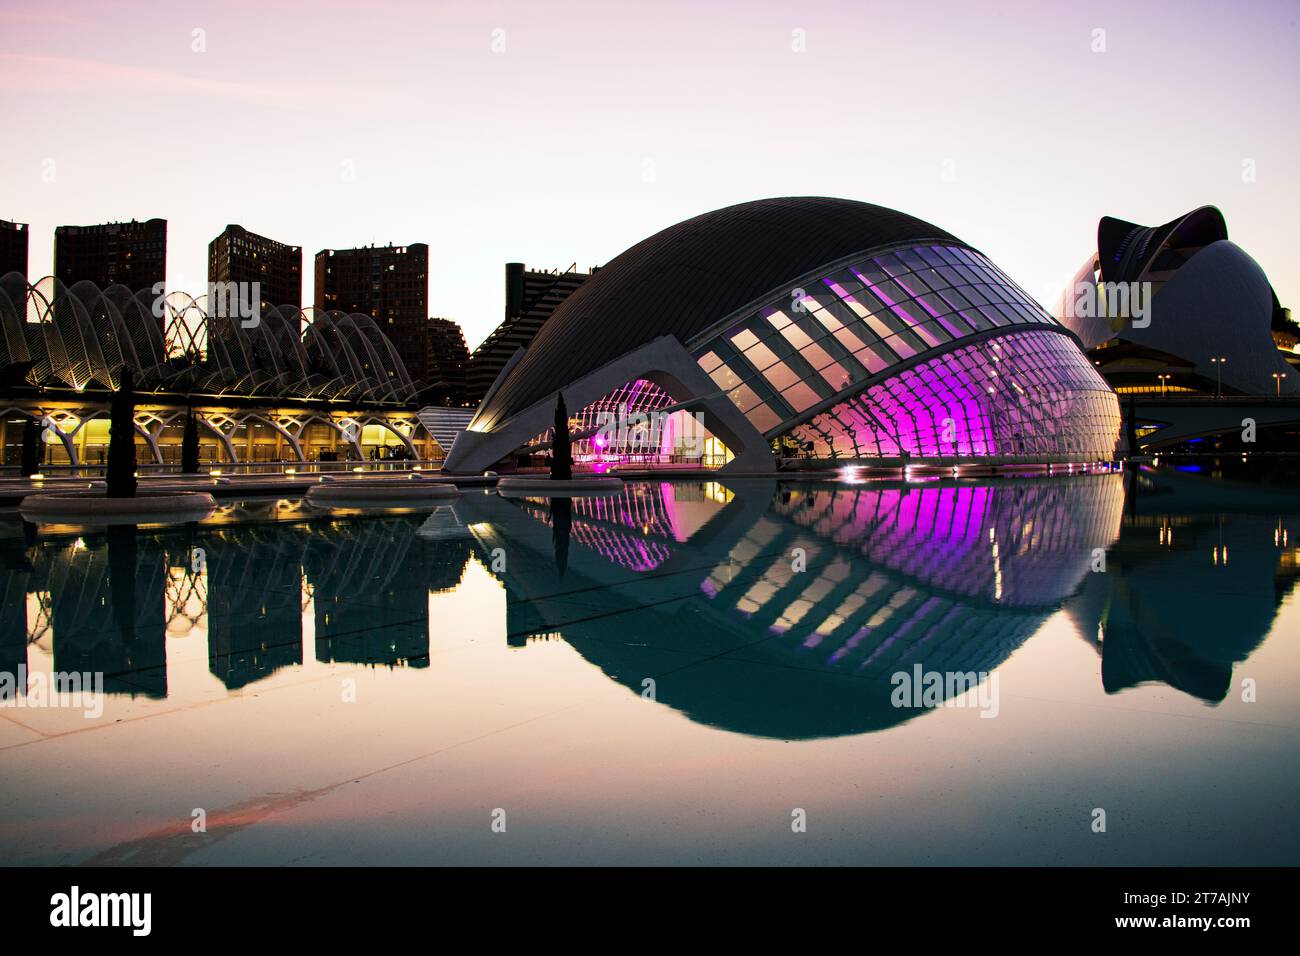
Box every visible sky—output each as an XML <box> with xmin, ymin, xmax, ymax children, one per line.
<box><xmin>1</xmin><ymin>0</ymin><xmax>1297</xmax><ymax>351</ymax></box>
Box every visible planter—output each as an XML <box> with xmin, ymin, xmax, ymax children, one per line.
<box><xmin>306</xmin><ymin>479</ymin><xmax>461</xmax><ymax>505</ymax></box>
<box><xmin>19</xmin><ymin>490</ymin><xmax>218</xmax><ymax>525</ymax></box>
<box><xmin>496</xmin><ymin>476</ymin><xmax>625</xmax><ymax>498</ymax></box>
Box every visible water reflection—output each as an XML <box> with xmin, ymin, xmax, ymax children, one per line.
<box><xmin>0</xmin><ymin>513</ymin><xmax>471</xmax><ymax>697</ymax></box>
<box><xmin>1</xmin><ymin>471</ymin><xmax>1297</xmax><ymax>739</ymax></box>
<box><xmin>1066</xmin><ymin>472</ymin><xmax>1300</xmax><ymax>703</ymax></box>
<box><xmin>472</xmin><ymin>477</ymin><xmax>1126</xmax><ymax>736</ymax></box>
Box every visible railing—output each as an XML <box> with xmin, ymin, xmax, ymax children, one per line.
<box><xmin>0</xmin><ymin>459</ymin><xmax>445</xmax><ymax>479</ymax></box>
<box><xmin>1128</xmin><ymin>394</ymin><xmax>1300</xmax><ymax>404</ymax></box>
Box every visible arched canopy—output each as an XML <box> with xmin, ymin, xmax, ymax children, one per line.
<box><xmin>0</xmin><ymin>273</ymin><xmax>420</xmax><ymax>403</ymax></box>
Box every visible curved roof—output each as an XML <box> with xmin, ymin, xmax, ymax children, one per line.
<box><xmin>1054</xmin><ymin>204</ymin><xmax>1297</xmax><ymax>396</ymax></box>
<box><xmin>1097</xmin><ymin>205</ymin><xmax>1227</xmax><ymax>285</ymax></box>
<box><xmin>476</xmin><ymin>197</ymin><xmax>958</xmax><ymax>426</ymax></box>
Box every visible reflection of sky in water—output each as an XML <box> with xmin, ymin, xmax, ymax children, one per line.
<box><xmin>1</xmin><ymin>472</ymin><xmax>1298</xmax><ymax>865</ymax></box>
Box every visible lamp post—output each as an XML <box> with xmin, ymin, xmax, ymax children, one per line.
<box><xmin>1210</xmin><ymin>356</ymin><xmax>1226</xmax><ymax>398</ymax></box>
<box><xmin>1273</xmin><ymin>372</ymin><xmax>1288</xmax><ymax>397</ymax></box>
<box><xmin>1158</xmin><ymin>373</ymin><xmax>1171</xmax><ymax>399</ymax></box>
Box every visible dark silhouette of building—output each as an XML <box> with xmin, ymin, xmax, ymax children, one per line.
<box><xmin>0</xmin><ymin>220</ymin><xmax>27</xmax><ymax>279</ymax></box>
<box><xmin>465</xmin><ymin>263</ymin><xmax>597</xmax><ymax>404</ymax></box>
<box><xmin>314</xmin><ymin>242</ymin><xmax>429</xmax><ymax>380</ymax></box>
<box><xmin>445</xmin><ymin>198</ymin><xmax>1120</xmax><ymax>475</ymax></box>
<box><xmin>50</xmin><ymin>529</ymin><xmax>168</xmax><ymax>699</ymax></box>
<box><xmin>208</xmin><ymin>224</ymin><xmax>302</xmax><ymax>318</ymax></box>
<box><xmin>53</xmin><ymin>218</ymin><xmax>166</xmax><ymax>294</ymax></box>
<box><xmin>205</xmin><ymin>528</ymin><xmax>304</xmax><ymax>690</ymax></box>
<box><xmin>422</xmin><ymin>317</ymin><xmax>471</xmax><ymax>406</ymax></box>
<box><xmin>1055</xmin><ymin>205</ymin><xmax>1298</xmax><ymax>396</ymax></box>
<box><xmin>304</xmin><ymin>517</ymin><xmax>434</xmax><ymax>668</ymax></box>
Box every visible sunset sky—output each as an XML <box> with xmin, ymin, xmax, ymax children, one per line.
<box><xmin>1</xmin><ymin>0</ymin><xmax>1297</xmax><ymax>350</ymax></box>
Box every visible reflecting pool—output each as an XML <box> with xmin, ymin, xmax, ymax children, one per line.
<box><xmin>2</xmin><ymin>470</ymin><xmax>1298</xmax><ymax>865</ymax></box>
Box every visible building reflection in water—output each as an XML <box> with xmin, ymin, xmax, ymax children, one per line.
<box><xmin>0</xmin><ymin>472</ymin><xmax>1295</xmax><ymax>737</ymax></box>
<box><xmin>476</xmin><ymin>476</ymin><xmax>1126</xmax><ymax>737</ymax></box>
<box><xmin>1065</xmin><ymin>471</ymin><xmax>1300</xmax><ymax>703</ymax></box>
<box><xmin>0</xmin><ymin>502</ymin><xmax>472</xmax><ymax>699</ymax></box>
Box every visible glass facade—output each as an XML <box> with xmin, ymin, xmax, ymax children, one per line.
<box><xmin>689</xmin><ymin>243</ymin><xmax>1120</xmax><ymax>459</ymax></box>
<box><xmin>525</xmin><ymin>378</ymin><xmax>678</xmax><ymax>459</ymax></box>
<box><xmin>790</xmin><ymin>331</ymin><xmax>1120</xmax><ymax>459</ymax></box>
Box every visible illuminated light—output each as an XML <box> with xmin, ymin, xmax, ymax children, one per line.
<box><xmin>285</xmin><ymin>467</ymin><xmax>297</xmax><ymax>475</ymax></box>
<box><xmin>73</xmin><ymin>537</ymin><xmax>86</xmax><ymax>551</ymax></box>
<box><xmin>412</xmin><ymin>465</ymin><xmax>422</xmax><ymax>471</ymax></box>
<box><xmin>210</xmin><ymin>469</ymin><xmax>222</xmax><ymax>476</ymax></box>
<box><xmin>353</xmin><ymin>466</ymin><xmax>365</xmax><ymax>473</ymax></box>
<box><xmin>30</xmin><ymin>473</ymin><xmax>44</xmax><ymax>481</ymax></box>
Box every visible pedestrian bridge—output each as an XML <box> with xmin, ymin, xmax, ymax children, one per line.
<box><xmin>1129</xmin><ymin>396</ymin><xmax>1300</xmax><ymax>450</ymax></box>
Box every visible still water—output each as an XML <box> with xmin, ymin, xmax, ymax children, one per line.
<box><xmin>1</xmin><ymin>470</ymin><xmax>1298</xmax><ymax>865</ymax></box>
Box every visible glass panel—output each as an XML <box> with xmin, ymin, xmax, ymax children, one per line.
<box><xmin>697</xmin><ymin>350</ymin><xmax>723</xmax><ymax>373</ymax></box>
<box><xmin>800</xmin><ymin>340</ymin><xmax>835</xmax><ymax>371</ymax></box>
<box><xmin>709</xmin><ymin>362</ymin><xmax>743</xmax><ymax>391</ymax></box>
<box><xmin>818</xmin><ymin>361</ymin><xmax>852</xmax><ymax>392</ymax></box>
<box><xmin>744</xmin><ymin>340</ymin><xmax>781</xmax><ymax>372</ymax></box>
<box><xmin>780</xmin><ymin>322</ymin><xmax>813</xmax><ymax>350</ymax></box>
<box><xmin>727</xmin><ymin>382</ymin><xmax>765</xmax><ymax>413</ymax></box>
<box><xmin>782</xmin><ymin>381</ymin><xmax>822</xmax><ymax>413</ymax></box>
<box><xmin>761</xmin><ymin>360</ymin><xmax>804</xmax><ymax>393</ymax></box>
<box><xmin>744</xmin><ymin>403</ymin><xmax>782</xmax><ymax>433</ymax></box>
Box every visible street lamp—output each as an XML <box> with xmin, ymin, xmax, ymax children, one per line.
<box><xmin>1273</xmin><ymin>372</ymin><xmax>1288</xmax><ymax>397</ymax></box>
<box><xmin>1209</xmin><ymin>356</ymin><xmax>1226</xmax><ymax>398</ymax></box>
<box><xmin>1158</xmin><ymin>373</ymin><xmax>1171</xmax><ymax>399</ymax></box>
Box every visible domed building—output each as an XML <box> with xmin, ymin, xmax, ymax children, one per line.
<box><xmin>1054</xmin><ymin>205</ymin><xmax>1299</xmax><ymax>398</ymax></box>
<box><xmin>444</xmin><ymin>197</ymin><xmax>1121</xmax><ymax>474</ymax></box>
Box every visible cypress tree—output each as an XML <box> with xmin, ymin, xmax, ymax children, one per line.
<box><xmin>107</xmin><ymin>368</ymin><xmax>138</xmax><ymax>498</ymax></box>
<box><xmin>551</xmin><ymin>392</ymin><xmax>572</xmax><ymax>481</ymax></box>
<box><xmin>20</xmin><ymin>416</ymin><xmax>40</xmax><ymax>477</ymax></box>
<box><xmin>181</xmin><ymin>405</ymin><xmax>200</xmax><ymax>474</ymax></box>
